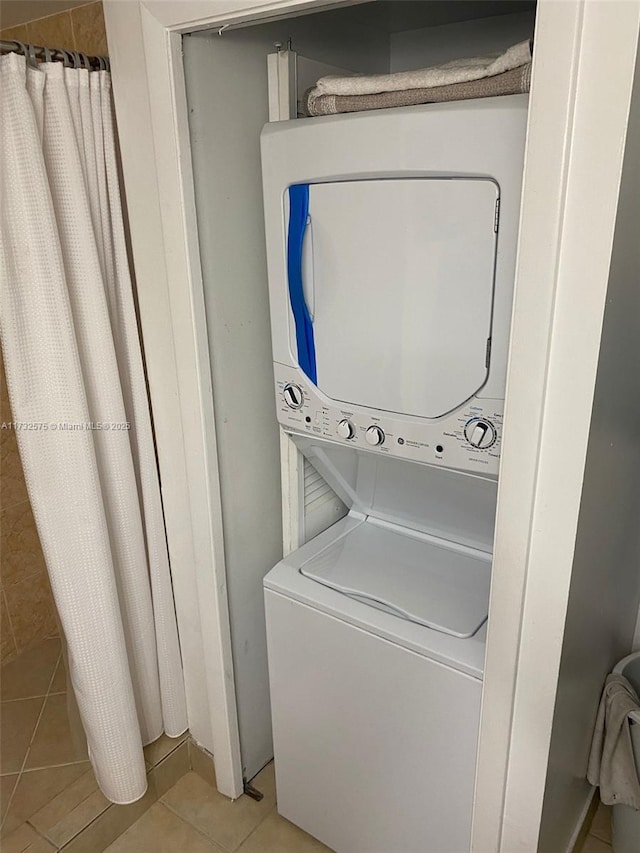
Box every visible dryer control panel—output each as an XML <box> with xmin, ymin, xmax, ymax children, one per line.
<box><xmin>275</xmin><ymin>363</ymin><xmax>503</xmax><ymax>478</ymax></box>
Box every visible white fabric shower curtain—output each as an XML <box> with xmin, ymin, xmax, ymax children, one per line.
<box><xmin>0</xmin><ymin>53</ymin><xmax>188</xmax><ymax>803</ymax></box>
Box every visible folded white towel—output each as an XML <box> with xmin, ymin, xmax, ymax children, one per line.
<box><xmin>314</xmin><ymin>40</ymin><xmax>532</xmax><ymax>97</ymax></box>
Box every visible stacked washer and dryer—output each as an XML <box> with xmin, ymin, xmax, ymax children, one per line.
<box><xmin>260</xmin><ymin>96</ymin><xmax>528</xmax><ymax>853</ymax></box>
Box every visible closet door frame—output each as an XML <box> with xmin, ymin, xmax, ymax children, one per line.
<box><xmin>103</xmin><ymin>0</ymin><xmax>344</xmax><ymax>804</ymax></box>
<box><xmin>103</xmin><ymin>0</ymin><xmax>640</xmax><ymax>847</ymax></box>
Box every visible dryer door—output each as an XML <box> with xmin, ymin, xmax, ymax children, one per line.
<box><xmin>288</xmin><ymin>178</ymin><xmax>499</xmax><ymax>419</ymax></box>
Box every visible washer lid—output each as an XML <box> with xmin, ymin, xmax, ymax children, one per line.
<box><xmin>300</xmin><ymin>517</ymin><xmax>491</xmax><ymax>639</ymax></box>
<box><xmin>297</xmin><ymin>178</ymin><xmax>498</xmax><ymax>418</ymax></box>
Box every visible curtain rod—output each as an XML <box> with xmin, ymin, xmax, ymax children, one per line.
<box><xmin>0</xmin><ymin>39</ymin><xmax>110</xmax><ymax>71</ymax></box>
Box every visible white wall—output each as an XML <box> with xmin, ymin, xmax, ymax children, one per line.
<box><xmin>390</xmin><ymin>11</ymin><xmax>536</xmax><ymax>72</ymax></box>
<box><xmin>183</xmin><ymin>30</ymin><xmax>284</xmax><ymax>783</ymax></box>
<box><xmin>181</xmin><ymin>11</ymin><xmax>389</xmax><ymax>781</ymax></box>
<box><xmin>538</xmin><ymin>41</ymin><xmax>640</xmax><ymax>853</ymax></box>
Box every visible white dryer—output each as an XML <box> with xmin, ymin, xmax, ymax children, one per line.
<box><xmin>261</xmin><ymin>97</ymin><xmax>528</xmax><ymax>852</ymax></box>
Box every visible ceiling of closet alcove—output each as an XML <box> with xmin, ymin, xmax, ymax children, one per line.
<box><xmin>187</xmin><ymin>0</ymin><xmax>536</xmax><ymax>40</ymax></box>
<box><xmin>376</xmin><ymin>0</ymin><xmax>536</xmax><ymax>33</ymax></box>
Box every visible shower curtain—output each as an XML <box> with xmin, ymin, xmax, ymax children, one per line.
<box><xmin>0</xmin><ymin>53</ymin><xmax>188</xmax><ymax>803</ymax></box>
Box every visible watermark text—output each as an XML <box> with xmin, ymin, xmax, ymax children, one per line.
<box><xmin>1</xmin><ymin>422</ymin><xmax>131</xmax><ymax>432</ymax></box>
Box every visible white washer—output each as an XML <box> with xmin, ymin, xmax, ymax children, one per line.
<box><xmin>260</xmin><ymin>98</ymin><xmax>528</xmax><ymax>852</ymax></box>
<box><xmin>265</xmin><ymin>443</ymin><xmax>495</xmax><ymax>853</ymax></box>
<box><xmin>265</xmin><ymin>518</ymin><xmax>487</xmax><ymax>853</ymax></box>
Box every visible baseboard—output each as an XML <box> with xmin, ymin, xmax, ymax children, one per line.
<box><xmin>188</xmin><ymin>737</ymin><xmax>217</xmax><ymax>789</ymax></box>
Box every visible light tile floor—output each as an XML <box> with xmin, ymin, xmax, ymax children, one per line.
<box><xmin>106</xmin><ymin>768</ymin><xmax>331</xmax><ymax>853</ymax></box>
<box><xmin>1</xmin><ymin>638</ymin><xmax>90</xmax><ymax>840</ymax></box>
<box><xmin>7</xmin><ymin>640</ymin><xmax>612</xmax><ymax>852</ymax></box>
<box><xmin>2</xmin><ymin>639</ymin><xmax>331</xmax><ymax>851</ymax></box>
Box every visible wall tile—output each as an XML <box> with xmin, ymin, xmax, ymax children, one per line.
<box><xmin>0</xmin><ymin>6</ymin><xmax>107</xmax><ymax>670</ymax></box>
<box><xmin>144</xmin><ymin>733</ymin><xmax>188</xmax><ymax>768</ymax></box>
<box><xmin>26</xmin><ymin>11</ymin><xmax>75</xmax><ymax>52</ymax></box>
<box><xmin>25</xmin><ymin>692</ymin><xmax>87</xmax><ymax>769</ymax></box>
<box><xmin>1</xmin><ymin>774</ymin><xmax>18</xmax><ymax>826</ymax></box>
<box><xmin>0</xmin><ymin>432</ymin><xmax>29</xmax><ymax>512</ymax></box>
<box><xmin>71</xmin><ymin>2</ymin><xmax>107</xmax><ymax>56</ymax></box>
<box><xmin>188</xmin><ymin>740</ymin><xmax>217</xmax><ymax>789</ymax></box>
<box><xmin>1</xmin><ymin>592</ymin><xmax>17</xmax><ymax>661</ymax></box>
<box><xmin>0</xmin><ymin>637</ymin><xmax>60</xmax><ymax>701</ymax></box>
<box><xmin>0</xmin><ymin>25</ymin><xmax>29</xmax><ymax>43</ymax></box>
<box><xmin>50</xmin><ymin>655</ymin><xmax>67</xmax><ymax>693</ymax></box>
<box><xmin>4</xmin><ymin>570</ymin><xmax>58</xmax><ymax>655</ymax></box>
<box><xmin>0</xmin><ymin>350</ymin><xmax>10</xmax><ymax>419</ymax></box>
<box><xmin>0</xmin><ymin>355</ymin><xmax>29</xmax><ymax>515</ymax></box>
<box><xmin>2</xmin><ymin>2</ymin><xmax>93</xmax><ymax>30</ymax></box>
<box><xmin>1</xmin><ymin>352</ymin><xmax>56</xmax><ymax>660</ymax></box>
<box><xmin>153</xmin><ymin>742</ymin><xmax>190</xmax><ymax>798</ymax></box>
<box><xmin>1</xmin><ymin>500</ymin><xmax>47</xmax><ymax>589</ymax></box>
<box><xmin>0</xmin><ymin>697</ymin><xmax>45</xmax><ymax>774</ymax></box>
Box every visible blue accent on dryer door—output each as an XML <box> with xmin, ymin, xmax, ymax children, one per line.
<box><xmin>287</xmin><ymin>184</ymin><xmax>317</xmax><ymax>385</ymax></box>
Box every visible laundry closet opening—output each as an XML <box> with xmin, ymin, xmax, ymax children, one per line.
<box><xmin>181</xmin><ymin>0</ymin><xmax>536</xmax><ymax>795</ymax></box>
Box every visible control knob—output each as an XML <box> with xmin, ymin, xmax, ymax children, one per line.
<box><xmin>283</xmin><ymin>383</ymin><xmax>304</xmax><ymax>409</ymax></box>
<box><xmin>365</xmin><ymin>425</ymin><xmax>385</xmax><ymax>446</ymax></box>
<box><xmin>337</xmin><ymin>419</ymin><xmax>356</xmax><ymax>440</ymax></box>
<box><xmin>465</xmin><ymin>419</ymin><xmax>497</xmax><ymax>449</ymax></box>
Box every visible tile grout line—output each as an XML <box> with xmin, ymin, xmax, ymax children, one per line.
<box><xmin>44</xmin><ymin>787</ymin><xmax>112</xmax><ymax>851</ymax></box>
<box><xmin>233</xmin><ymin>805</ymin><xmax>278</xmax><ymax>853</ymax></box>
<box><xmin>36</xmin><ymin>728</ymin><xmax>188</xmax><ymax>848</ymax></box>
<box><xmin>155</xmin><ymin>800</ymin><xmax>235</xmax><ymax>853</ymax></box>
<box><xmin>2</xmin><ymin>564</ymin><xmax>52</xmax><ymax>592</ymax></box>
<box><xmin>68</xmin><ymin>8</ymin><xmax>77</xmax><ymax>53</ymax></box>
<box><xmin>0</xmin><ymin>496</ymin><xmax>32</xmax><ymax>513</ymax></box>
<box><xmin>1</xmin><ymin>649</ymin><xmax>63</xmax><ymax>834</ymax></box>
<box><xmin>1</xmin><ymin>588</ymin><xmax>18</xmax><ymax>660</ymax></box>
<box><xmin>0</xmin><ymin>638</ymin><xmax>63</xmax><ymax>704</ymax></box>
<box><xmin>52</xmin><ymin>745</ymin><xmax>185</xmax><ymax>850</ymax></box>
<box><xmin>0</xmin><ymin>775</ymin><xmax>19</xmax><ymax>834</ymax></box>
<box><xmin>28</xmin><ymin>762</ymin><xmax>114</xmax><ymax>849</ymax></box>
<box><xmin>17</xmin><ymin>759</ymin><xmax>88</xmax><ymax>774</ymax></box>
<box><xmin>587</xmin><ymin>830</ymin><xmax>612</xmax><ymax>849</ymax></box>
<box><xmin>158</xmin><ymin>792</ymin><xmax>275</xmax><ymax>853</ymax></box>
<box><xmin>2</xmin><ymin>692</ymin><xmax>56</xmax><ymax>704</ymax></box>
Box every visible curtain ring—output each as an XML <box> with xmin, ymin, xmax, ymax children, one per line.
<box><xmin>12</xmin><ymin>41</ymin><xmax>32</xmax><ymax>66</ymax></box>
<box><xmin>26</xmin><ymin>43</ymin><xmax>38</xmax><ymax>67</ymax></box>
<box><xmin>80</xmin><ymin>52</ymin><xmax>91</xmax><ymax>70</ymax></box>
<box><xmin>60</xmin><ymin>48</ymin><xmax>73</xmax><ymax>68</ymax></box>
<box><xmin>72</xmin><ymin>51</ymin><xmax>82</xmax><ymax>68</ymax></box>
<box><xmin>43</xmin><ymin>46</ymin><xmax>53</xmax><ymax>63</ymax></box>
